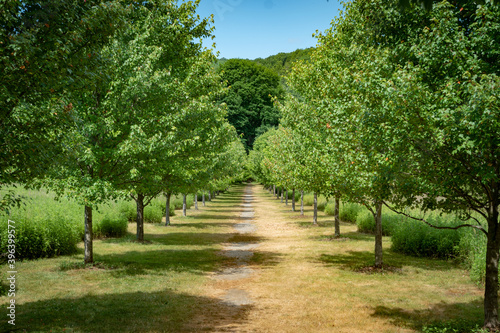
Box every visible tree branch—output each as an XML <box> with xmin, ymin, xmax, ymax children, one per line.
<box><xmin>383</xmin><ymin>201</ymin><xmax>488</xmax><ymax>236</ymax></box>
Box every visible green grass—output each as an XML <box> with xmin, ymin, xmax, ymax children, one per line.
<box><xmin>0</xmin><ymin>186</ymin><xmax>244</xmax><ymax>332</ymax></box>
<box><xmin>0</xmin><ymin>185</ymin><xmax>490</xmax><ymax>332</ymax></box>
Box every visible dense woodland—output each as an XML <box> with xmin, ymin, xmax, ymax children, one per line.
<box><xmin>1</xmin><ymin>0</ymin><xmax>499</xmax><ymax>331</ymax></box>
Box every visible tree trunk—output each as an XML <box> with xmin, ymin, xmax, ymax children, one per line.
<box><xmin>300</xmin><ymin>190</ymin><xmax>304</xmax><ymax>215</ymax></box>
<box><xmin>285</xmin><ymin>189</ymin><xmax>288</xmax><ymax>206</ymax></box>
<box><xmin>84</xmin><ymin>205</ymin><xmax>93</xmax><ymax>264</ymax></box>
<box><xmin>165</xmin><ymin>192</ymin><xmax>171</xmax><ymax>226</ymax></box>
<box><xmin>182</xmin><ymin>194</ymin><xmax>187</xmax><ymax>217</ymax></box>
<box><xmin>202</xmin><ymin>192</ymin><xmax>205</xmax><ymax>206</ymax></box>
<box><xmin>276</xmin><ymin>186</ymin><xmax>279</xmax><ymax>200</ymax></box>
<box><xmin>273</xmin><ymin>184</ymin><xmax>276</xmax><ymax>197</ymax></box>
<box><xmin>208</xmin><ymin>190</ymin><xmax>212</xmax><ymax>201</ymax></box>
<box><xmin>281</xmin><ymin>186</ymin><xmax>284</xmax><ymax>203</ymax></box>
<box><xmin>484</xmin><ymin>202</ymin><xmax>500</xmax><ymax>330</ymax></box>
<box><xmin>334</xmin><ymin>196</ymin><xmax>340</xmax><ymax>237</ymax></box>
<box><xmin>292</xmin><ymin>188</ymin><xmax>296</xmax><ymax>212</ymax></box>
<box><xmin>136</xmin><ymin>193</ymin><xmax>145</xmax><ymax>242</ymax></box>
<box><xmin>195</xmin><ymin>193</ymin><xmax>198</xmax><ymax>210</ymax></box>
<box><xmin>374</xmin><ymin>200</ymin><xmax>383</xmax><ymax>268</ymax></box>
<box><xmin>313</xmin><ymin>192</ymin><xmax>318</xmax><ymax>225</ymax></box>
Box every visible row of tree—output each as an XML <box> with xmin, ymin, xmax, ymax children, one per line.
<box><xmin>250</xmin><ymin>0</ymin><xmax>500</xmax><ymax>329</ymax></box>
<box><xmin>1</xmin><ymin>0</ymin><xmax>247</xmax><ymax>263</ymax></box>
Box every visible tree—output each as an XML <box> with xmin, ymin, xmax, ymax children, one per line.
<box><xmin>46</xmin><ymin>0</ymin><xmax>221</xmax><ymax>258</ymax></box>
<box><xmin>313</xmin><ymin>0</ymin><xmax>500</xmax><ymax>328</ymax></box>
<box><xmin>0</xmin><ymin>0</ymin><xmax>127</xmax><ymax>211</ymax></box>
<box><xmin>109</xmin><ymin>0</ymin><xmax>225</xmax><ymax>240</ymax></box>
<box><xmin>218</xmin><ymin>59</ymin><xmax>284</xmax><ymax>150</ymax></box>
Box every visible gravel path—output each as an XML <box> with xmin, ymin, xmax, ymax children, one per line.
<box><xmin>213</xmin><ymin>185</ymin><xmax>259</xmax><ymax>307</ymax></box>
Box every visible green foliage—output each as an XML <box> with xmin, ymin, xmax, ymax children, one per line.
<box><xmin>253</xmin><ymin>47</ymin><xmax>314</xmax><ymax>85</ymax></box>
<box><xmin>391</xmin><ymin>214</ymin><xmax>463</xmax><ymax>259</ymax></box>
<box><xmin>218</xmin><ymin>59</ymin><xmax>284</xmax><ymax>150</ymax></box>
<box><xmin>356</xmin><ymin>210</ymin><xmax>400</xmax><ymax>236</ymax></box>
<box><xmin>0</xmin><ymin>0</ymin><xmax>127</xmax><ymax>212</ymax></box>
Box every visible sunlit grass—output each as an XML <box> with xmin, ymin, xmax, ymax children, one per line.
<box><xmin>0</xmin><ymin>184</ymin><xmax>486</xmax><ymax>332</ymax></box>
<box><xmin>0</xmin><ymin>187</ymin><xmax>245</xmax><ymax>332</ymax></box>
<box><xmin>241</xmin><ymin>185</ymin><xmax>484</xmax><ymax>333</ymax></box>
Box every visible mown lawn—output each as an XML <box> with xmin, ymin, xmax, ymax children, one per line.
<box><xmin>0</xmin><ymin>184</ymin><xmax>487</xmax><ymax>332</ymax></box>
<box><xmin>0</xmin><ymin>188</ymin><xmax>245</xmax><ymax>333</ymax></box>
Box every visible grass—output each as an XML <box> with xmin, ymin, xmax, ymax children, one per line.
<box><xmin>0</xmin><ymin>188</ymin><xmax>245</xmax><ymax>332</ymax></box>
<box><xmin>0</xmin><ymin>184</ymin><xmax>487</xmax><ymax>332</ymax></box>
<box><xmin>244</xmin><ymin>186</ymin><xmax>484</xmax><ymax>333</ymax></box>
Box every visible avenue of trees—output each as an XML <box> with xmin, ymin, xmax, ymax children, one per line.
<box><xmin>1</xmin><ymin>0</ymin><xmax>246</xmax><ymax>263</ymax></box>
<box><xmin>250</xmin><ymin>0</ymin><xmax>500</xmax><ymax>329</ymax></box>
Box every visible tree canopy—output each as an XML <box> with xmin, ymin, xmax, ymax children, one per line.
<box><xmin>218</xmin><ymin>58</ymin><xmax>283</xmax><ymax>150</ymax></box>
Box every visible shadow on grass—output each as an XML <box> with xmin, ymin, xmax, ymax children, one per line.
<box><xmin>207</xmin><ymin>197</ymin><xmax>242</xmax><ymax>203</ymax></box>
<box><xmin>95</xmin><ymin>248</ymin><xmax>221</xmax><ymax>277</ymax></box>
<box><xmin>0</xmin><ymin>289</ymin><xmax>254</xmax><ymax>333</ymax></box>
<box><xmin>195</xmin><ymin>209</ymin><xmax>241</xmax><ymax>213</ymax></box>
<box><xmin>160</xmin><ymin>222</ymin><xmax>237</xmax><ymax>229</ymax></box>
<box><xmin>318</xmin><ymin>250</ymin><xmax>460</xmax><ymax>272</ymax></box>
<box><xmin>310</xmin><ymin>231</ymin><xmax>374</xmax><ymax>242</ymax></box>
<box><xmin>371</xmin><ymin>300</ymin><xmax>483</xmax><ymax>332</ymax></box>
<box><xmin>294</xmin><ymin>220</ymin><xmax>354</xmax><ymax>229</ymax></box>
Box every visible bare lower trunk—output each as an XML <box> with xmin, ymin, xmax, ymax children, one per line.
<box><xmin>273</xmin><ymin>184</ymin><xmax>276</xmax><ymax>197</ymax></box>
<box><xmin>276</xmin><ymin>186</ymin><xmax>279</xmax><ymax>200</ymax></box>
<box><xmin>285</xmin><ymin>189</ymin><xmax>288</xmax><ymax>206</ymax></box>
<box><xmin>182</xmin><ymin>194</ymin><xmax>187</xmax><ymax>217</ymax></box>
<box><xmin>334</xmin><ymin>197</ymin><xmax>340</xmax><ymax>237</ymax></box>
<box><xmin>165</xmin><ymin>192</ymin><xmax>171</xmax><ymax>226</ymax></box>
<box><xmin>300</xmin><ymin>190</ymin><xmax>304</xmax><ymax>215</ymax></box>
<box><xmin>84</xmin><ymin>205</ymin><xmax>93</xmax><ymax>264</ymax></box>
<box><xmin>136</xmin><ymin>193</ymin><xmax>145</xmax><ymax>242</ymax></box>
<box><xmin>484</xmin><ymin>200</ymin><xmax>500</xmax><ymax>330</ymax></box>
<box><xmin>195</xmin><ymin>193</ymin><xmax>198</xmax><ymax>210</ymax></box>
<box><xmin>208</xmin><ymin>191</ymin><xmax>212</xmax><ymax>201</ymax></box>
<box><xmin>202</xmin><ymin>192</ymin><xmax>205</xmax><ymax>206</ymax></box>
<box><xmin>281</xmin><ymin>187</ymin><xmax>284</xmax><ymax>203</ymax></box>
<box><xmin>292</xmin><ymin>188</ymin><xmax>296</xmax><ymax>212</ymax></box>
<box><xmin>313</xmin><ymin>192</ymin><xmax>318</xmax><ymax>225</ymax></box>
<box><xmin>374</xmin><ymin>200</ymin><xmax>383</xmax><ymax>268</ymax></box>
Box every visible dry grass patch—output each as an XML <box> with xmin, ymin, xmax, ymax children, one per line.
<box><xmin>236</xmin><ymin>184</ymin><xmax>484</xmax><ymax>333</ymax></box>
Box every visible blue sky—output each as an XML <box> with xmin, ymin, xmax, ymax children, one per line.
<box><xmin>196</xmin><ymin>0</ymin><xmax>343</xmax><ymax>60</ymax></box>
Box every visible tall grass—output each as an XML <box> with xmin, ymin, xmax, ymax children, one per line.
<box><xmin>386</xmin><ymin>209</ymin><xmax>490</xmax><ymax>285</ymax></box>
<box><xmin>303</xmin><ymin>193</ymin><xmax>328</xmax><ymax>210</ymax></box>
<box><xmin>391</xmin><ymin>214</ymin><xmax>463</xmax><ymax>259</ymax></box>
<box><xmin>0</xmin><ymin>187</ymin><xmax>131</xmax><ymax>260</ymax></box>
<box><xmin>355</xmin><ymin>210</ymin><xmax>401</xmax><ymax>236</ymax></box>
<box><xmin>324</xmin><ymin>201</ymin><xmax>363</xmax><ymax>223</ymax></box>
<box><xmin>458</xmin><ymin>228</ymin><xmax>487</xmax><ymax>285</ymax></box>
